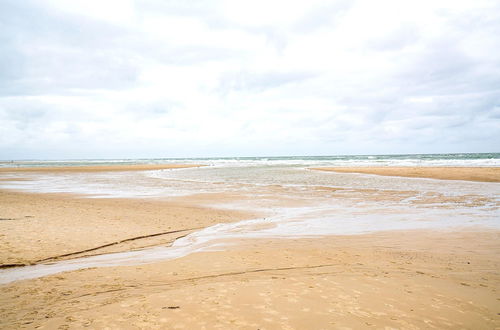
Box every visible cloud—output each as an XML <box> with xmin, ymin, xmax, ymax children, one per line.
<box><xmin>217</xmin><ymin>71</ymin><xmax>316</xmax><ymax>94</ymax></box>
<box><xmin>1</xmin><ymin>0</ymin><xmax>499</xmax><ymax>159</ymax></box>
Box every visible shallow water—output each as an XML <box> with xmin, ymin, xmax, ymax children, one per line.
<box><xmin>0</xmin><ymin>202</ymin><xmax>497</xmax><ymax>284</ymax></box>
<box><xmin>0</xmin><ymin>159</ymin><xmax>498</xmax><ymax>284</ymax></box>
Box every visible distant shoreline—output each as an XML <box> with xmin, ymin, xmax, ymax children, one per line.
<box><xmin>0</xmin><ymin>164</ymin><xmax>204</xmax><ymax>173</ymax></box>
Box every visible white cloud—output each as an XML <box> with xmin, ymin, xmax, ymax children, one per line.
<box><xmin>45</xmin><ymin>0</ymin><xmax>137</xmax><ymax>26</ymax></box>
<box><xmin>0</xmin><ymin>0</ymin><xmax>499</xmax><ymax>159</ymax></box>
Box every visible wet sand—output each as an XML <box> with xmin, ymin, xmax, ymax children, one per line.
<box><xmin>0</xmin><ymin>166</ymin><xmax>499</xmax><ymax>328</ymax></box>
<box><xmin>311</xmin><ymin>166</ymin><xmax>500</xmax><ymax>182</ymax></box>
<box><xmin>0</xmin><ymin>164</ymin><xmax>203</xmax><ymax>173</ymax></box>
<box><xmin>0</xmin><ymin>190</ymin><xmax>254</xmax><ymax>266</ymax></box>
<box><xmin>1</xmin><ymin>230</ymin><xmax>498</xmax><ymax>329</ymax></box>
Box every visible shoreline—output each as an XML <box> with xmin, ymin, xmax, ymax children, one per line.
<box><xmin>311</xmin><ymin>166</ymin><xmax>500</xmax><ymax>182</ymax></box>
<box><xmin>0</xmin><ymin>165</ymin><xmax>497</xmax><ymax>265</ymax></box>
<box><xmin>0</xmin><ymin>163</ymin><xmax>204</xmax><ymax>173</ymax></box>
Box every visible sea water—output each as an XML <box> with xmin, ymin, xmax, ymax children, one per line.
<box><xmin>1</xmin><ymin>153</ymin><xmax>500</xmax><ymax>169</ymax></box>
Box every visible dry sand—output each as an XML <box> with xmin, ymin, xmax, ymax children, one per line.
<box><xmin>311</xmin><ymin>166</ymin><xmax>500</xmax><ymax>182</ymax></box>
<box><xmin>0</xmin><ymin>166</ymin><xmax>499</xmax><ymax>329</ymax></box>
<box><xmin>1</xmin><ymin>229</ymin><xmax>498</xmax><ymax>329</ymax></box>
<box><xmin>0</xmin><ymin>190</ymin><xmax>254</xmax><ymax>266</ymax></box>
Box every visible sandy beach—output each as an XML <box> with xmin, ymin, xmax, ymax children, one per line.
<box><xmin>0</xmin><ymin>190</ymin><xmax>253</xmax><ymax>266</ymax></box>
<box><xmin>4</xmin><ymin>0</ymin><xmax>499</xmax><ymax>327</ymax></box>
<box><xmin>0</xmin><ymin>164</ymin><xmax>203</xmax><ymax>173</ymax></box>
<box><xmin>311</xmin><ymin>166</ymin><xmax>500</xmax><ymax>182</ymax></box>
<box><xmin>0</xmin><ymin>165</ymin><xmax>499</xmax><ymax>329</ymax></box>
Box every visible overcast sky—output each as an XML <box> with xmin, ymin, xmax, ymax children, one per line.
<box><xmin>1</xmin><ymin>0</ymin><xmax>499</xmax><ymax>159</ymax></box>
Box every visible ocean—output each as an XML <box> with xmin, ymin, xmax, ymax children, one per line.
<box><xmin>1</xmin><ymin>152</ymin><xmax>500</xmax><ymax>168</ymax></box>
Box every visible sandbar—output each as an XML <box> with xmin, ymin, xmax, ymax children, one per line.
<box><xmin>311</xmin><ymin>166</ymin><xmax>500</xmax><ymax>182</ymax></box>
<box><xmin>0</xmin><ymin>163</ymin><xmax>203</xmax><ymax>173</ymax></box>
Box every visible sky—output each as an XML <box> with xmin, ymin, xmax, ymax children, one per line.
<box><xmin>1</xmin><ymin>0</ymin><xmax>499</xmax><ymax>159</ymax></box>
